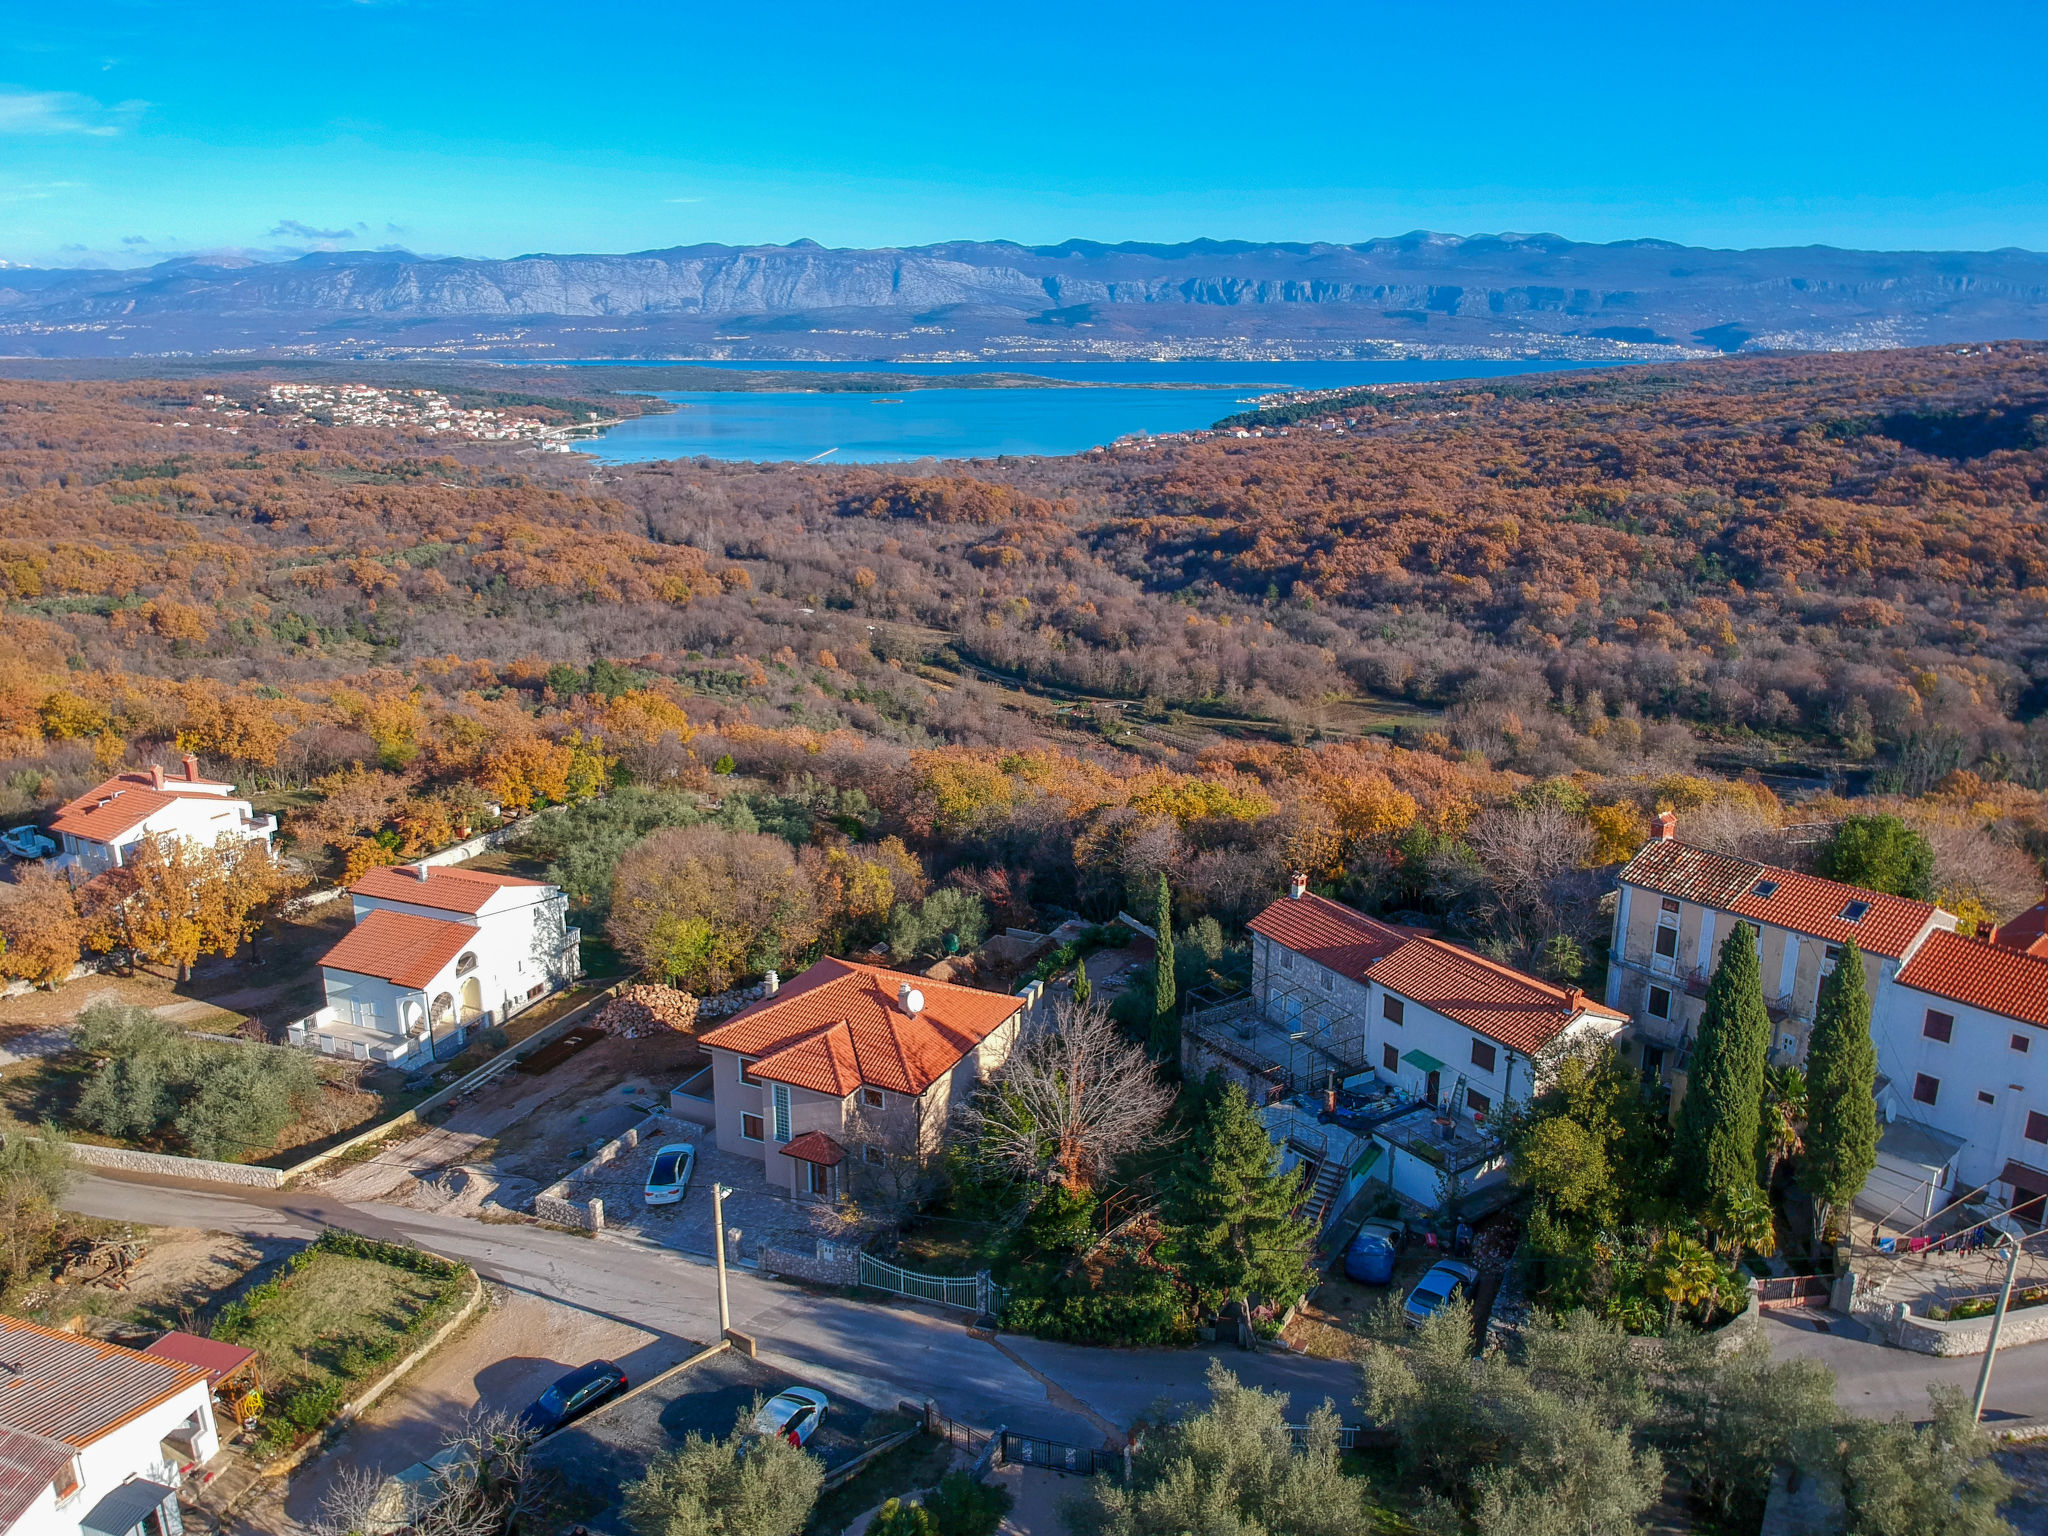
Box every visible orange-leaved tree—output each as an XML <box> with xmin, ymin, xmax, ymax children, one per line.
<box><xmin>83</xmin><ymin>832</ymin><xmax>304</xmax><ymax>980</ymax></box>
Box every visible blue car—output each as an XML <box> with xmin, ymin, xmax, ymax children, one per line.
<box><xmin>1343</xmin><ymin>1219</ymin><xmax>1404</xmax><ymax>1285</ymax></box>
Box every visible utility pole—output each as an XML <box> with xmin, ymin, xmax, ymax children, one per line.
<box><xmin>713</xmin><ymin>1183</ymin><xmax>733</xmax><ymax>1337</ymax></box>
<box><xmin>1973</xmin><ymin>1232</ymin><xmax>2023</xmax><ymax>1423</ymax></box>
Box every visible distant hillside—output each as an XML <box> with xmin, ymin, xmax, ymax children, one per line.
<box><xmin>3</xmin><ymin>233</ymin><xmax>2047</xmax><ymax>362</ymax></box>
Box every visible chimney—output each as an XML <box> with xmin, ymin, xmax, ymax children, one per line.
<box><xmin>1288</xmin><ymin>871</ymin><xmax>1308</xmax><ymax>900</ymax></box>
<box><xmin>182</xmin><ymin>753</ymin><xmax>201</xmax><ymax>783</ymax></box>
<box><xmin>148</xmin><ymin>764</ymin><xmax>165</xmax><ymax>790</ymax></box>
<box><xmin>763</xmin><ymin>969</ymin><xmax>779</xmax><ymax>997</ymax></box>
<box><xmin>1566</xmin><ymin>986</ymin><xmax>1585</xmax><ymax>1013</ymax></box>
<box><xmin>897</xmin><ymin>982</ymin><xmax>925</xmax><ymax>1017</ymax></box>
<box><xmin>1652</xmin><ymin>810</ymin><xmax>1677</xmax><ymax>841</ymax></box>
<box><xmin>410</xmin><ymin>863</ymin><xmax>431</xmax><ymax>882</ymax></box>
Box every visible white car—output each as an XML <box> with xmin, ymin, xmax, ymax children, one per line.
<box><xmin>1403</xmin><ymin>1258</ymin><xmax>1480</xmax><ymax>1326</ymax></box>
<box><xmin>0</xmin><ymin>827</ymin><xmax>54</xmax><ymax>860</ymax></box>
<box><xmin>752</xmin><ymin>1387</ymin><xmax>829</xmax><ymax>1447</ymax></box>
<box><xmin>643</xmin><ymin>1143</ymin><xmax>695</xmax><ymax>1206</ymax></box>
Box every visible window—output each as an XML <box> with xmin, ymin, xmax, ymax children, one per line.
<box><xmin>2029</xmin><ymin>1112</ymin><xmax>2048</xmax><ymax>1144</ymax></box>
<box><xmin>739</xmin><ymin>1057</ymin><xmax>762</xmax><ymax>1085</ymax></box>
<box><xmin>1660</xmin><ymin>898</ymin><xmax>1681</xmax><ymax>915</ymax></box>
<box><xmin>771</xmin><ymin>1083</ymin><xmax>792</xmax><ymax>1142</ymax></box>
<box><xmin>1466</xmin><ymin>1090</ymin><xmax>1492</xmax><ymax>1119</ymax></box>
<box><xmin>1821</xmin><ymin>945</ymin><xmax>1841</xmax><ymax>976</ymax></box>
<box><xmin>1647</xmin><ymin>986</ymin><xmax>1672</xmax><ymax>1019</ymax></box>
<box><xmin>862</xmin><ymin>1087</ymin><xmax>885</xmax><ymax>1109</ymax></box>
<box><xmin>1383</xmin><ymin>995</ymin><xmax>1405</xmax><ymax>1026</ymax></box>
<box><xmin>1471</xmin><ymin>1039</ymin><xmax>1497</xmax><ymax>1073</ymax></box>
<box><xmin>1653</xmin><ymin>926</ymin><xmax>1679</xmax><ymax>958</ymax></box>
<box><xmin>864</xmin><ymin>1144</ymin><xmax>887</xmax><ymax>1166</ymax></box>
<box><xmin>1923</xmin><ymin>1010</ymin><xmax>1955</xmax><ymax>1044</ymax></box>
<box><xmin>741</xmin><ymin>1112</ymin><xmax>764</xmax><ymax>1142</ymax></box>
<box><xmin>1840</xmin><ymin>900</ymin><xmax>1870</xmax><ymax>923</ymax></box>
<box><xmin>455</xmin><ymin>950</ymin><xmax>478</xmax><ymax>976</ymax></box>
<box><xmin>1281</xmin><ymin>949</ymin><xmax>1294</xmax><ymax>972</ymax></box>
<box><xmin>1383</xmin><ymin>1043</ymin><xmax>1400</xmax><ymax>1073</ymax></box>
<box><xmin>807</xmin><ymin>1161</ymin><xmax>831</xmax><ymax>1197</ymax></box>
<box><xmin>1321</xmin><ymin>968</ymin><xmax>1335</xmax><ymax>992</ymax></box>
<box><xmin>1913</xmin><ymin>1073</ymin><xmax>1940</xmax><ymax>1106</ymax></box>
<box><xmin>1980</xmin><ymin>1091</ymin><xmax>1998</xmax><ymax>1106</ymax></box>
<box><xmin>1752</xmin><ymin>879</ymin><xmax>1779</xmax><ymax>899</ymax></box>
<box><xmin>2016</xmin><ymin>1033</ymin><xmax>2034</xmax><ymax>1055</ymax></box>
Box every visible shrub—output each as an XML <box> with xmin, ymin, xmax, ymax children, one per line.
<box><xmin>922</xmin><ymin>1473</ymin><xmax>1011</xmax><ymax>1536</ymax></box>
<box><xmin>887</xmin><ymin>888</ymin><xmax>988</xmax><ymax>961</ymax></box>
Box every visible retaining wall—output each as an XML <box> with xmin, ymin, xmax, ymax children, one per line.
<box><xmin>1855</xmin><ymin>1294</ymin><xmax>2048</xmax><ymax>1357</ymax></box>
<box><xmin>533</xmin><ymin>1194</ymin><xmax>605</xmax><ymax>1230</ymax></box>
<box><xmin>760</xmin><ymin>1239</ymin><xmax>861</xmax><ymax>1287</ymax></box>
<box><xmin>66</xmin><ymin>1142</ymin><xmax>287</xmax><ymax>1189</ymax></box>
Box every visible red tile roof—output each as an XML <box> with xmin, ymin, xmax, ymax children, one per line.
<box><xmin>0</xmin><ymin>1315</ymin><xmax>208</xmax><ymax>1447</ymax></box>
<box><xmin>1898</xmin><ymin>930</ymin><xmax>2048</xmax><ymax>1030</ymax></box>
<box><xmin>319</xmin><ymin>908</ymin><xmax>475</xmax><ymax>988</ymax></box>
<box><xmin>1619</xmin><ymin>837</ymin><xmax>1942</xmax><ymax>959</ymax></box>
<box><xmin>1246</xmin><ymin>892</ymin><xmax>1407</xmax><ymax>983</ymax></box>
<box><xmin>1992</xmin><ymin>897</ymin><xmax>2048</xmax><ymax>959</ymax></box>
<box><xmin>700</xmin><ymin>958</ymin><xmax>1022</xmax><ymax>1097</ymax></box>
<box><xmin>351</xmin><ymin>863</ymin><xmax>549</xmax><ymax>915</ymax></box>
<box><xmin>49</xmin><ymin>767</ymin><xmax>241</xmax><ymax>843</ymax></box>
<box><xmin>1366</xmin><ymin>935</ymin><xmax>1626</xmax><ymax>1056</ymax></box>
<box><xmin>779</xmin><ymin>1130</ymin><xmax>846</xmax><ymax>1166</ymax></box>
<box><xmin>0</xmin><ymin>1422</ymin><xmax>78</xmax><ymax>1530</ymax></box>
<box><xmin>143</xmin><ymin>1331</ymin><xmax>257</xmax><ymax>1387</ymax></box>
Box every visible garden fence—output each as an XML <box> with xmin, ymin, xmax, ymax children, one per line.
<box><xmin>856</xmin><ymin>1253</ymin><xmax>1009</xmax><ymax>1315</ymax></box>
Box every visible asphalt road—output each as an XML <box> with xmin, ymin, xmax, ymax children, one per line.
<box><xmin>64</xmin><ymin>1171</ymin><xmax>1358</xmax><ymax>1446</ymax></box>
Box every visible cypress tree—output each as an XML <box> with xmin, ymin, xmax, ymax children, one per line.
<box><xmin>1802</xmin><ymin>939</ymin><xmax>1879</xmax><ymax>1241</ymax></box>
<box><xmin>1674</xmin><ymin>923</ymin><xmax>1771</xmax><ymax>1211</ymax></box>
<box><xmin>1070</xmin><ymin>953</ymin><xmax>1091</xmax><ymax>1010</ymax></box>
<box><xmin>1150</xmin><ymin>874</ymin><xmax>1177</xmax><ymax>1058</ymax></box>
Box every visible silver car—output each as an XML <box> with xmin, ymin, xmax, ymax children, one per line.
<box><xmin>643</xmin><ymin>1142</ymin><xmax>696</xmax><ymax>1206</ymax></box>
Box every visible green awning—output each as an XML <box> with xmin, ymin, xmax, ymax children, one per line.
<box><xmin>1401</xmin><ymin>1049</ymin><xmax>1446</xmax><ymax>1073</ymax></box>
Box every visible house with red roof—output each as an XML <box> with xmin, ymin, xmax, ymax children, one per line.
<box><xmin>287</xmin><ymin>862</ymin><xmax>579</xmax><ymax>1066</ymax></box>
<box><xmin>45</xmin><ymin>755</ymin><xmax>276</xmax><ymax>881</ymax></box>
<box><xmin>0</xmin><ymin>1314</ymin><xmax>217</xmax><ymax>1536</ymax></box>
<box><xmin>696</xmin><ymin>957</ymin><xmax>1024</xmax><ymax>1203</ymax></box>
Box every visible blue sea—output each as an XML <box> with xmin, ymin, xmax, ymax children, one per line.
<box><xmin>575</xmin><ymin>358</ymin><xmax>1604</xmax><ymax>464</ymax></box>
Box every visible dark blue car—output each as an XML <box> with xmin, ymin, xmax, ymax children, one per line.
<box><xmin>517</xmin><ymin>1359</ymin><xmax>628</xmax><ymax>1435</ymax></box>
<box><xmin>1343</xmin><ymin>1219</ymin><xmax>1404</xmax><ymax>1285</ymax></box>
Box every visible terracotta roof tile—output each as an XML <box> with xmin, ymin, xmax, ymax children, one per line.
<box><xmin>0</xmin><ymin>1315</ymin><xmax>207</xmax><ymax>1447</ymax></box>
<box><xmin>1992</xmin><ymin>897</ymin><xmax>2048</xmax><ymax>958</ymax></box>
<box><xmin>1365</xmin><ymin>936</ymin><xmax>1626</xmax><ymax>1056</ymax></box>
<box><xmin>351</xmin><ymin>863</ymin><xmax>548</xmax><ymax>915</ymax></box>
<box><xmin>49</xmin><ymin>767</ymin><xmax>242</xmax><ymax>842</ymax></box>
<box><xmin>319</xmin><ymin>908</ymin><xmax>475</xmax><ymax>989</ymax></box>
<box><xmin>1619</xmin><ymin>838</ymin><xmax>1941</xmax><ymax>959</ymax></box>
<box><xmin>779</xmin><ymin>1130</ymin><xmax>846</xmax><ymax>1166</ymax></box>
<box><xmin>1246</xmin><ymin>893</ymin><xmax>1407</xmax><ymax>983</ymax></box>
<box><xmin>1898</xmin><ymin>930</ymin><xmax>2048</xmax><ymax>1030</ymax></box>
<box><xmin>700</xmin><ymin>958</ymin><xmax>1021</xmax><ymax>1097</ymax></box>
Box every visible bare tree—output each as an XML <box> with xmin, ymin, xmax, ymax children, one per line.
<box><xmin>1467</xmin><ymin>800</ymin><xmax>1602</xmax><ymax>949</ymax></box>
<box><xmin>313</xmin><ymin>1408</ymin><xmax>540</xmax><ymax>1536</ymax></box>
<box><xmin>842</xmin><ymin>1095</ymin><xmax>947</xmax><ymax>1224</ymax></box>
<box><xmin>962</xmin><ymin>998</ymin><xmax>1175</xmax><ymax>1192</ymax></box>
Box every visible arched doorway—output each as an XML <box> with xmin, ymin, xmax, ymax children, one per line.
<box><xmin>459</xmin><ymin>976</ymin><xmax>483</xmax><ymax>1026</ymax></box>
<box><xmin>430</xmin><ymin>991</ymin><xmax>456</xmax><ymax>1058</ymax></box>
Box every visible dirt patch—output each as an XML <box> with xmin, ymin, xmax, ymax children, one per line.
<box><xmin>16</xmin><ymin>1225</ymin><xmax>300</xmax><ymax>1344</ymax></box>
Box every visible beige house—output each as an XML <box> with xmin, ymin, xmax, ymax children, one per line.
<box><xmin>697</xmin><ymin>958</ymin><xmax>1024</xmax><ymax>1201</ymax></box>
<box><xmin>1607</xmin><ymin>810</ymin><xmax>1954</xmax><ymax>1089</ymax></box>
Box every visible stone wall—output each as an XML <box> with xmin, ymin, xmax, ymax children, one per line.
<box><xmin>533</xmin><ymin>1193</ymin><xmax>605</xmax><ymax>1230</ymax></box>
<box><xmin>760</xmin><ymin>1238</ymin><xmax>861</xmax><ymax>1286</ymax></box>
<box><xmin>1853</xmin><ymin>1292</ymin><xmax>2048</xmax><ymax>1357</ymax></box>
<box><xmin>65</xmin><ymin>1141</ymin><xmax>287</xmax><ymax>1188</ymax></box>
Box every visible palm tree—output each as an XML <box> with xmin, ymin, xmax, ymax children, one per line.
<box><xmin>1759</xmin><ymin>1064</ymin><xmax>1807</xmax><ymax>1189</ymax></box>
<box><xmin>1712</xmin><ymin>1183</ymin><xmax>1777</xmax><ymax>1271</ymax></box>
<box><xmin>1648</xmin><ymin>1233</ymin><xmax>1723</xmax><ymax>1331</ymax></box>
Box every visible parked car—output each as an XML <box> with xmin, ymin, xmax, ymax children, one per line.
<box><xmin>517</xmin><ymin>1360</ymin><xmax>628</xmax><ymax>1434</ymax></box>
<box><xmin>0</xmin><ymin>826</ymin><xmax>54</xmax><ymax>860</ymax></box>
<box><xmin>1342</xmin><ymin>1218</ymin><xmax>1405</xmax><ymax>1285</ymax></box>
<box><xmin>1403</xmin><ymin>1259</ymin><xmax>1479</xmax><ymax>1325</ymax></box>
<box><xmin>752</xmin><ymin>1387</ymin><xmax>829</xmax><ymax>1447</ymax></box>
<box><xmin>643</xmin><ymin>1142</ymin><xmax>696</xmax><ymax>1206</ymax></box>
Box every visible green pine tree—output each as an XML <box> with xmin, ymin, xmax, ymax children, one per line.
<box><xmin>1162</xmin><ymin>1075</ymin><xmax>1316</xmax><ymax>1312</ymax></box>
<box><xmin>1673</xmin><ymin>923</ymin><xmax>1771</xmax><ymax>1211</ymax></box>
<box><xmin>1150</xmin><ymin>873</ymin><xmax>1178</xmax><ymax>1058</ymax></box>
<box><xmin>1801</xmin><ymin>939</ymin><xmax>1879</xmax><ymax>1242</ymax></box>
<box><xmin>1070</xmin><ymin>953</ymin><xmax>1091</xmax><ymax>1010</ymax></box>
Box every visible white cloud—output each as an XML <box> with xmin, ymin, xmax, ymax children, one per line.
<box><xmin>0</xmin><ymin>88</ymin><xmax>142</xmax><ymax>136</ymax></box>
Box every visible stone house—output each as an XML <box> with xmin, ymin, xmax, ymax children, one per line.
<box><xmin>696</xmin><ymin>957</ymin><xmax>1024</xmax><ymax>1202</ymax></box>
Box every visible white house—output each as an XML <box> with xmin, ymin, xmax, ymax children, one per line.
<box><xmin>46</xmin><ymin>756</ymin><xmax>276</xmax><ymax>879</ymax></box>
<box><xmin>0</xmin><ymin>1314</ymin><xmax>217</xmax><ymax>1536</ymax></box>
<box><xmin>289</xmin><ymin>863</ymin><xmax>580</xmax><ymax>1066</ymax></box>
<box><xmin>1214</xmin><ymin>883</ymin><xmax>1627</xmax><ymax>1212</ymax></box>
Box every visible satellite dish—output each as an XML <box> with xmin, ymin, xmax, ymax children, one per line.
<box><xmin>898</xmin><ymin>984</ymin><xmax>925</xmax><ymax>1016</ymax></box>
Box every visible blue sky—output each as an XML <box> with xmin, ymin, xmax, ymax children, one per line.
<box><xmin>2</xmin><ymin>0</ymin><xmax>2044</xmax><ymax>268</ymax></box>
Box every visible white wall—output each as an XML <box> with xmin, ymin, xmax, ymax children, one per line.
<box><xmin>1873</xmin><ymin>982</ymin><xmax>2046</xmax><ymax>1192</ymax></box>
<box><xmin>15</xmin><ymin>1377</ymin><xmax>215</xmax><ymax>1536</ymax></box>
<box><xmin>58</xmin><ymin>793</ymin><xmax>273</xmax><ymax>876</ymax></box>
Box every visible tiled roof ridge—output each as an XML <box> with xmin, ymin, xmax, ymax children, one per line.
<box><xmin>858</xmin><ymin>971</ymin><xmax>919</xmax><ymax>1086</ymax></box>
<box><xmin>1904</xmin><ymin>928</ymin><xmax>2048</xmax><ymax>987</ymax></box>
<box><xmin>1386</xmin><ymin>932</ymin><xmax>1617</xmax><ymax>1013</ymax></box>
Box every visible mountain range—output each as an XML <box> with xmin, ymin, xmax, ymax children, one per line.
<box><xmin>4</xmin><ymin>232</ymin><xmax>2047</xmax><ymax>362</ymax></box>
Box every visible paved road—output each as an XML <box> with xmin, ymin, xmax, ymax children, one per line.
<box><xmin>65</xmin><ymin>1171</ymin><xmax>1358</xmax><ymax>1446</ymax></box>
<box><xmin>1762</xmin><ymin>1308</ymin><xmax>2048</xmax><ymax>1427</ymax></box>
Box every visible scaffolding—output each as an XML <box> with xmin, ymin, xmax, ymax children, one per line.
<box><xmin>1182</xmin><ymin>970</ymin><xmax>1370</xmax><ymax>1098</ymax></box>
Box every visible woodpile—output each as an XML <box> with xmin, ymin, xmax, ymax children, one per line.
<box><xmin>594</xmin><ymin>984</ymin><xmax>700</xmax><ymax>1037</ymax></box>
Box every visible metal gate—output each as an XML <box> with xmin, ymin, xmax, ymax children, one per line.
<box><xmin>858</xmin><ymin>1254</ymin><xmax>1010</xmax><ymax>1314</ymax></box>
<box><xmin>1000</xmin><ymin>1431</ymin><xmax>1098</xmax><ymax>1476</ymax></box>
<box><xmin>1756</xmin><ymin>1275</ymin><xmax>1832</xmax><ymax>1309</ymax></box>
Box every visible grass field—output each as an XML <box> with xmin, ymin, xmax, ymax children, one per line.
<box><xmin>213</xmin><ymin>1231</ymin><xmax>472</xmax><ymax>1456</ymax></box>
